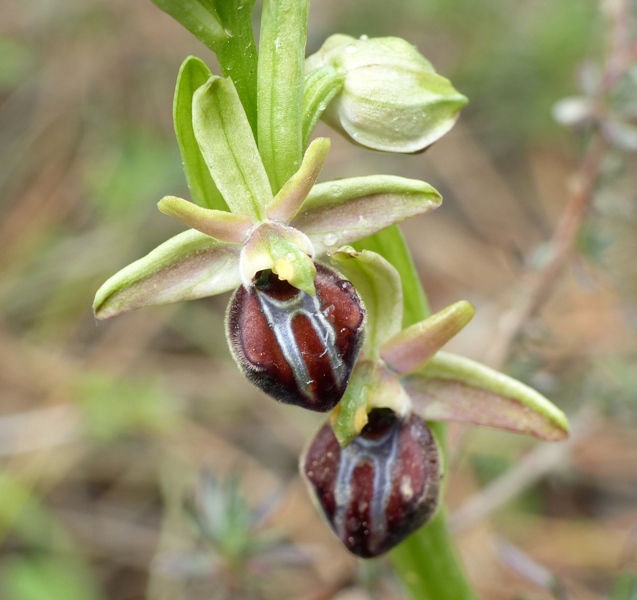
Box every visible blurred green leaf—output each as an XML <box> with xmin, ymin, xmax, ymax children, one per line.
<box><xmin>84</xmin><ymin>129</ymin><xmax>181</xmax><ymax>218</ymax></box>
<box><xmin>0</xmin><ymin>37</ymin><xmax>35</xmax><ymax>87</ymax></box>
<box><xmin>74</xmin><ymin>373</ymin><xmax>178</xmax><ymax>442</ymax></box>
<box><xmin>1</xmin><ymin>557</ymin><xmax>102</xmax><ymax>600</ymax></box>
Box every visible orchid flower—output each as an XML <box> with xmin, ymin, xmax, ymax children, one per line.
<box><xmin>302</xmin><ymin>248</ymin><xmax>569</xmax><ymax>557</ymax></box>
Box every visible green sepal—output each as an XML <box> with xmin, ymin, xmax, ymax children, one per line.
<box><xmin>266</xmin><ymin>137</ymin><xmax>331</xmax><ymax>223</ymax></box>
<box><xmin>257</xmin><ymin>0</ymin><xmax>310</xmax><ymax>193</ymax></box>
<box><xmin>302</xmin><ymin>66</ymin><xmax>344</xmax><ymax>148</ymax></box>
<box><xmin>330</xmin><ymin>247</ymin><xmax>403</xmax><ymax>359</ymax></box>
<box><xmin>173</xmin><ymin>57</ymin><xmax>227</xmax><ymax>211</ymax></box>
<box><xmin>193</xmin><ymin>77</ymin><xmax>273</xmax><ymax>221</ymax></box>
<box><xmin>330</xmin><ymin>360</ymin><xmax>411</xmax><ymax>448</ymax></box>
<box><xmin>158</xmin><ymin>196</ymin><xmax>252</xmax><ymax>243</ymax></box>
<box><xmin>150</xmin><ymin>0</ymin><xmax>227</xmax><ymax>52</ymax></box>
<box><xmin>381</xmin><ymin>301</ymin><xmax>475</xmax><ymax>375</ymax></box>
<box><xmin>93</xmin><ymin>230</ymin><xmax>241</xmax><ymax>320</ymax></box>
<box><xmin>291</xmin><ymin>175</ymin><xmax>441</xmax><ymax>256</ymax></box>
<box><xmin>403</xmin><ymin>352</ymin><xmax>570</xmax><ymax>441</ymax></box>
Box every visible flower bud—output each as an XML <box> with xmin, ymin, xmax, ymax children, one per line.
<box><xmin>306</xmin><ymin>35</ymin><xmax>467</xmax><ymax>153</ymax></box>
<box><xmin>302</xmin><ymin>409</ymin><xmax>440</xmax><ymax>557</ymax></box>
<box><xmin>226</xmin><ymin>263</ymin><xmax>365</xmax><ymax>412</ymax></box>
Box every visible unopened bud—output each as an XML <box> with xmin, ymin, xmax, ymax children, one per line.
<box><xmin>306</xmin><ymin>35</ymin><xmax>467</xmax><ymax>153</ymax></box>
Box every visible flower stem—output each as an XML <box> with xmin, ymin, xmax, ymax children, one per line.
<box><xmin>357</xmin><ymin>226</ymin><xmax>477</xmax><ymax>600</ymax></box>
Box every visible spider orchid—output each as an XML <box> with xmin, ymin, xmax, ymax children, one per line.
<box><xmin>93</xmin><ymin>60</ymin><xmax>441</xmax><ymax>411</ymax></box>
<box><xmin>302</xmin><ymin>248</ymin><xmax>569</xmax><ymax>557</ymax></box>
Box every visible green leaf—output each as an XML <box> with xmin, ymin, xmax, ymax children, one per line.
<box><xmin>158</xmin><ymin>196</ymin><xmax>252</xmax><ymax>243</ymax></box>
<box><xmin>173</xmin><ymin>56</ymin><xmax>227</xmax><ymax>210</ymax></box>
<box><xmin>193</xmin><ymin>77</ymin><xmax>272</xmax><ymax>221</ymax></box>
<box><xmin>381</xmin><ymin>301</ymin><xmax>475</xmax><ymax>375</ymax></box>
<box><xmin>93</xmin><ymin>230</ymin><xmax>241</xmax><ymax>319</ymax></box>
<box><xmin>266</xmin><ymin>137</ymin><xmax>331</xmax><ymax>223</ymax></box>
<box><xmin>150</xmin><ymin>0</ymin><xmax>227</xmax><ymax>51</ymax></box>
<box><xmin>403</xmin><ymin>352</ymin><xmax>570</xmax><ymax>441</ymax></box>
<box><xmin>302</xmin><ymin>66</ymin><xmax>344</xmax><ymax>148</ymax></box>
<box><xmin>291</xmin><ymin>175</ymin><xmax>441</xmax><ymax>256</ymax></box>
<box><xmin>257</xmin><ymin>0</ymin><xmax>310</xmax><ymax>192</ymax></box>
<box><xmin>331</xmin><ymin>248</ymin><xmax>402</xmax><ymax>358</ymax></box>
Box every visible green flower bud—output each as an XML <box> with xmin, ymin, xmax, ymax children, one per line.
<box><xmin>306</xmin><ymin>35</ymin><xmax>468</xmax><ymax>153</ymax></box>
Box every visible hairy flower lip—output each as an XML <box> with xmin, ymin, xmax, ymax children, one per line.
<box><xmin>226</xmin><ymin>262</ymin><xmax>366</xmax><ymax>412</ymax></box>
<box><xmin>302</xmin><ymin>407</ymin><xmax>441</xmax><ymax>558</ymax></box>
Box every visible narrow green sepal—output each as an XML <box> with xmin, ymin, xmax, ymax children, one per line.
<box><xmin>193</xmin><ymin>77</ymin><xmax>273</xmax><ymax>221</ymax></box>
<box><xmin>150</xmin><ymin>0</ymin><xmax>227</xmax><ymax>51</ymax></box>
<box><xmin>173</xmin><ymin>56</ymin><xmax>227</xmax><ymax>210</ymax></box>
<box><xmin>158</xmin><ymin>196</ymin><xmax>252</xmax><ymax>243</ymax></box>
<box><xmin>267</xmin><ymin>137</ymin><xmax>331</xmax><ymax>223</ymax></box>
<box><xmin>257</xmin><ymin>0</ymin><xmax>310</xmax><ymax>193</ymax></box>
<box><xmin>292</xmin><ymin>175</ymin><xmax>441</xmax><ymax>256</ymax></box>
<box><xmin>403</xmin><ymin>352</ymin><xmax>570</xmax><ymax>441</ymax></box>
<box><xmin>93</xmin><ymin>230</ymin><xmax>241</xmax><ymax>319</ymax></box>
<box><xmin>302</xmin><ymin>66</ymin><xmax>344</xmax><ymax>148</ymax></box>
<box><xmin>330</xmin><ymin>247</ymin><xmax>403</xmax><ymax>358</ymax></box>
<box><xmin>381</xmin><ymin>301</ymin><xmax>475</xmax><ymax>375</ymax></box>
<box><xmin>240</xmin><ymin>222</ymin><xmax>316</xmax><ymax>295</ymax></box>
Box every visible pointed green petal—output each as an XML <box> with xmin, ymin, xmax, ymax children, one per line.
<box><xmin>158</xmin><ymin>196</ymin><xmax>252</xmax><ymax>243</ymax></box>
<box><xmin>331</xmin><ymin>247</ymin><xmax>403</xmax><ymax>358</ymax></box>
<box><xmin>291</xmin><ymin>175</ymin><xmax>441</xmax><ymax>256</ymax></box>
<box><xmin>403</xmin><ymin>352</ymin><xmax>569</xmax><ymax>441</ymax></box>
<box><xmin>266</xmin><ymin>137</ymin><xmax>331</xmax><ymax>223</ymax></box>
<box><xmin>93</xmin><ymin>230</ymin><xmax>241</xmax><ymax>319</ymax></box>
<box><xmin>381</xmin><ymin>301</ymin><xmax>475</xmax><ymax>375</ymax></box>
<box><xmin>193</xmin><ymin>77</ymin><xmax>272</xmax><ymax>221</ymax></box>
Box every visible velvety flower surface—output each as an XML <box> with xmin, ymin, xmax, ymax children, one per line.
<box><xmin>303</xmin><ymin>408</ymin><xmax>440</xmax><ymax>557</ymax></box>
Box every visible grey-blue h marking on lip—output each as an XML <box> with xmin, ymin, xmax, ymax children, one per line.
<box><xmin>255</xmin><ymin>286</ymin><xmax>347</xmax><ymax>400</ymax></box>
<box><xmin>334</xmin><ymin>421</ymin><xmax>398</xmax><ymax>546</ymax></box>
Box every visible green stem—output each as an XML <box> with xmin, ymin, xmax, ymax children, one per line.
<box><xmin>391</xmin><ymin>511</ymin><xmax>477</xmax><ymax>600</ymax></box>
<box><xmin>257</xmin><ymin>0</ymin><xmax>310</xmax><ymax>193</ymax></box>
<box><xmin>357</xmin><ymin>226</ymin><xmax>477</xmax><ymax>600</ymax></box>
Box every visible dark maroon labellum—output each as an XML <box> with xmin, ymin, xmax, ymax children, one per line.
<box><xmin>226</xmin><ymin>263</ymin><xmax>365</xmax><ymax>412</ymax></box>
<box><xmin>302</xmin><ymin>409</ymin><xmax>440</xmax><ymax>558</ymax></box>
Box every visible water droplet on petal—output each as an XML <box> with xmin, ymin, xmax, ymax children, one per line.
<box><xmin>323</xmin><ymin>233</ymin><xmax>339</xmax><ymax>247</ymax></box>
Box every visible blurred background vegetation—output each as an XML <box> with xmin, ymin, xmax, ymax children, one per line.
<box><xmin>1</xmin><ymin>0</ymin><xmax>637</xmax><ymax>598</ymax></box>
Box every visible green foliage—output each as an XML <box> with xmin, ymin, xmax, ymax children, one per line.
<box><xmin>1</xmin><ymin>557</ymin><xmax>103</xmax><ymax>600</ymax></box>
<box><xmin>74</xmin><ymin>373</ymin><xmax>177</xmax><ymax>442</ymax></box>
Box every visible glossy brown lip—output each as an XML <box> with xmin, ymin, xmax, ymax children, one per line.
<box><xmin>226</xmin><ymin>263</ymin><xmax>366</xmax><ymax>412</ymax></box>
<box><xmin>302</xmin><ymin>409</ymin><xmax>441</xmax><ymax>557</ymax></box>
